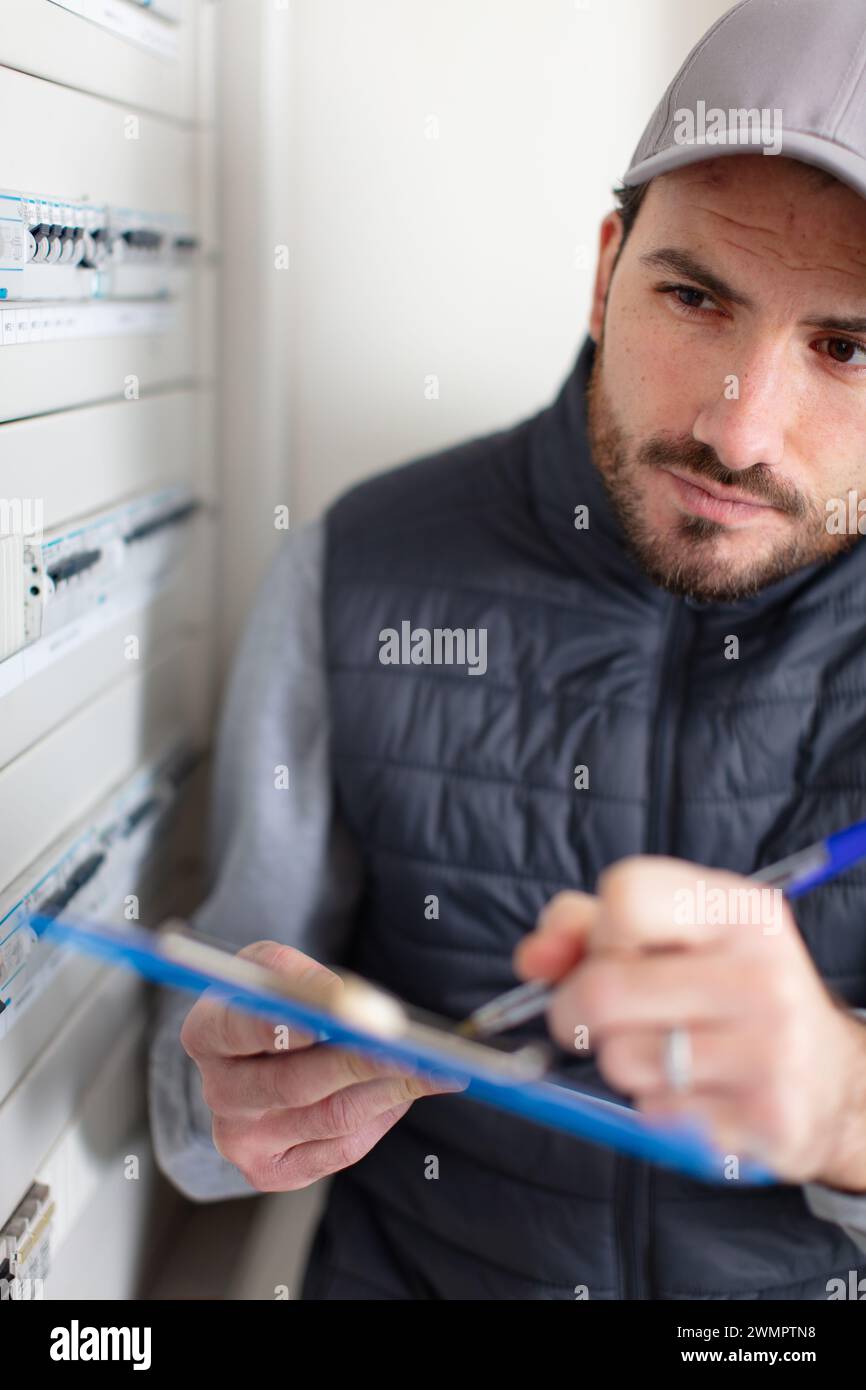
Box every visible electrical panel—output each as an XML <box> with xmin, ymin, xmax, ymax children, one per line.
<box><xmin>0</xmin><ymin>0</ymin><xmax>196</xmax><ymax>119</ymax></box>
<box><xmin>0</xmin><ymin>0</ymin><xmax>217</xmax><ymax>1294</ymax></box>
<box><xmin>0</xmin><ymin>1182</ymin><xmax>54</xmax><ymax>1300</ymax></box>
<box><xmin>0</xmin><ymin>485</ymin><xmax>198</xmax><ymax>667</ymax></box>
<box><xmin>0</xmin><ymin>58</ymin><xmax>199</xmax><ymax>421</ymax></box>
<box><xmin>0</xmin><ymin>739</ymin><xmax>194</xmax><ymax>1044</ymax></box>
<box><xmin>0</xmin><ymin>191</ymin><xmax>197</xmax><ymax>304</ymax></box>
<box><xmin>49</xmin><ymin>1</ymin><xmax>182</xmax><ymax>55</ymax></box>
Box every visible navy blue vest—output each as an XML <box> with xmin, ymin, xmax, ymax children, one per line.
<box><xmin>308</xmin><ymin>337</ymin><xmax>866</xmax><ymax>1299</ymax></box>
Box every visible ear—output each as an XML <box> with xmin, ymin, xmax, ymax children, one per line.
<box><xmin>588</xmin><ymin>211</ymin><xmax>626</xmax><ymax>343</ymax></box>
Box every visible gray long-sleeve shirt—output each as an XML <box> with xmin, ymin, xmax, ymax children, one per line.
<box><xmin>147</xmin><ymin>519</ymin><xmax>866</xmax><ymax>1257</ymax></box>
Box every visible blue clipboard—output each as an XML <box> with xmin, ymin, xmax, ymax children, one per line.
<box><xmin>33</xmin><ymin>912</ymin><xmax>776</xmax><ymax>1186</ymax></box>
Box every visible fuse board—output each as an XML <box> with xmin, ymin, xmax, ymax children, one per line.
<box><xmin>0</xmin><ymin>0</ymin><xmax>218</xmax><ymax>1297</ymax></box>
<box><xmin>0</xmin><ymin>740</ymin><xmax>195</xmax><ymax>1042</ymax></box>
<box><xmin>48</xmin><ymin>1</ymin><xmax>183</xmax><ymax>59</ymax></box>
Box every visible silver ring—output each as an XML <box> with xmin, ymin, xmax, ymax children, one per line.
<box><xmin>663</xmin><ymin>1025</ymin><xmax>692</xmax><ymax>1092</ymax></box>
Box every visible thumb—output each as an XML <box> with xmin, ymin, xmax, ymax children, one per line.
<box><xmin>513</xmin><ymin>891</ymin><xmax>599</xmax><ymax>982</ymax></box>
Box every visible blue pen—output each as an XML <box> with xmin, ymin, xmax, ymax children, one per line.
<box><xmin>461</xmin><ymin>817</ymin><xmax>866</xmax><ymax>1039</ymax></box>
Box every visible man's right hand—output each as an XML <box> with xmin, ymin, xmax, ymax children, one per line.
<box><xmin>180</xmin><ymin>939</ymin><xmax>463</xmax><ymax>1192</ymax></box>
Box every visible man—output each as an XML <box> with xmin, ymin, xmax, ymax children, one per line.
<box><xmin>150</xmin><ymin>0</ymin><xmax>866</xmax><ymax>1299</ymax></box>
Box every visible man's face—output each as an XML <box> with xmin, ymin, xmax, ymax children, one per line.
<box><xmin>587</xmin><ymin>155</ymin><xmax>866</xmax><ymax>601</ymax></box>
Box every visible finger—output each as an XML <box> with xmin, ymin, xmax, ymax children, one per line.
<box><xmin>594</xmin><ymin>857</ymin><xmax>788</xmax><ymax>953</ymax></box>
<box><xmin>514</xmin><ymin>891</ymin><xmax>600</xmax><ymax>981</ymax></box>
<box><xmin>249</xmin><ymin>1104</ymin><xmax>416</xmax><ymax>1192</ymax></box>
<box><xmin>596</xmin><ymin>1023</ymin><xmax>771</xmax><ymax>1099</ymax></box>
<box><xmin>181</xmin><ymin>940</ymin><xmax>344</xmax><ymax>1061</ymax></box>
<box><xmin>547</xmin><ymin>951</ymin><xmax>749</xmax><ymax>1045</ymax></box>
<box><xmin>214</xmin><ymin>1070</ymin><xmax>459</xmax><ymax>1153</ymax></box>
<box><xmin>202</xmin><ymin>1042</ymin><xmax>460</xmax><ymax>1117</ymax></box>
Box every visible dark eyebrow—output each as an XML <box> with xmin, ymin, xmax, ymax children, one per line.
<box><xmin>639</xmin><ymin>248</ymin><xmax>755</xmax><ymax>308</ymax></box>
<box><xmin>641</xmin><ymin>246</ymin><xmax>866</xmax><ymax>336</ymax></box>
<box><xmin>800</xmin><ymin>315</ymin><xmax>866</xmax><ymax>336</ymax></box>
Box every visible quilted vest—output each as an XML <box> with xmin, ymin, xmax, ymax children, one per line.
<box><xmin>308</xmin><ymin>336</ymin><xmax>866</xmax><ymax>1300</ymax></box>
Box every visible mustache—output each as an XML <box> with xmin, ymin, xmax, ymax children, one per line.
<box><xmin>639</xmin><ymin>437</ymin><xmax>808</xmax><ymax>518</ymax></box>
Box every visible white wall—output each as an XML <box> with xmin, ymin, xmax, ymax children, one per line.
<box><xmin>215</xmin><ymin>0</ymin><xmax>296</xmax><ymax>665</ymax></box>
<box><xmin>289</xmin><ymin>0</ymin><xmax>733</xmax><ymax>520</ymax></box>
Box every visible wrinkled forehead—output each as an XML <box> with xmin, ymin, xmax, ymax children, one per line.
<box><xmin>635</xmin><ymin>155</ymin><xmax>866</xmax><ymax>276</ymax></box>
<box><xmin>649</xmin><ymin>153</ymin><xmax>847</xmax><ymax>209</ymax></box>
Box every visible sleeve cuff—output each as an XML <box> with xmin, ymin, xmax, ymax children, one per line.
<box><xmin>804</xmin><ymin>1183</ymin><xmax>866</xmax><ymax>1255</ymax></box>
<box><xmin>148</xmin><ymin>988</ymin><xmax>261</xmax><ymax>1204</ymax></box>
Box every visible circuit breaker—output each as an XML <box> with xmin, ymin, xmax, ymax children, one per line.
<box><xmin>0</xmin><ymin>0</ymin><xmax>217</xmax><ymax>1298</ymax></box>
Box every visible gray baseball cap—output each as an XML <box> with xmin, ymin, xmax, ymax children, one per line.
<box><xmin>623</xmin><ymin>0</ymin><xmax>866</xmax><ymax>201</ymax></box>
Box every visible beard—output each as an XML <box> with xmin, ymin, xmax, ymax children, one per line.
<box><xmin>585</xmin><ymin>342</ymin><xmax>857</xmax><ymax>603</ymax></box>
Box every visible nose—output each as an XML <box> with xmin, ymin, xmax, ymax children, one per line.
<box><xmin>692</xmin><ymin>349</ymin><xmax>787</xmax><ymax>473</ymax></box>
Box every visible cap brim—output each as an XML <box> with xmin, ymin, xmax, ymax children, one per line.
<box><xmin>622</xmin><ymin>129</ymin><xmax>866</xmax><ymax>205</ymax></box>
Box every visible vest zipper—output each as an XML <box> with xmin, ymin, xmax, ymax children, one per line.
<box><xmin>616</xmin><ymin>596</ymin><xmax>695</xmax><ymax>1300</ymax></box>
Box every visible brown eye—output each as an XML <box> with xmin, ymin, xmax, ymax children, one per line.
<box><xmin>827</xmin><ymin>339</ymin><xmax>859</xmax><ymax>364</ymax></box>
<box><xmin>675</xmin><ymin>287</ymin><xmax>707</xmax><ymax>309</ymax></box>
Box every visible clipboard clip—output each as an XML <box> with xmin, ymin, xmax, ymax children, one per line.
<box><xmin>158</xmin><ymin>922</ymin><xmax>553</xmax><ymax>1084</ymax></box>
